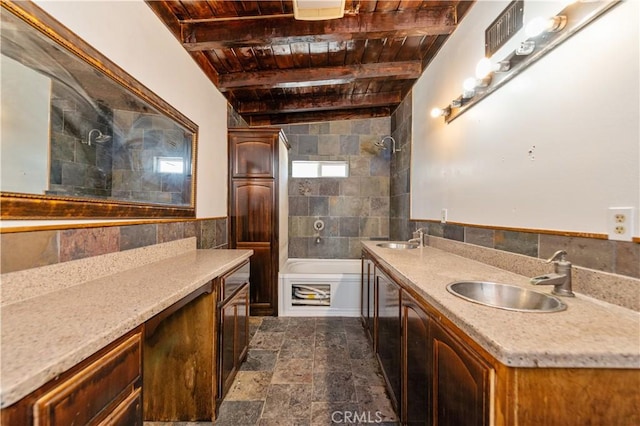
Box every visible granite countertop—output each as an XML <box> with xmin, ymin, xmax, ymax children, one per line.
<box><xmin>0</xmin><ymin>248</ymin><xmax>252</xmax><ymax>409</ymax></box>
<box><xmin>362</xmin><ymin>241</ymin><xmax>640</xmax><ymax>369</ymax></box>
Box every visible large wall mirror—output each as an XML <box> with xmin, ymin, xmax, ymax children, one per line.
<box><xmin>1</xmin><ymin>1</ymin><xmax>198</xmax><ymax>219</ymax></box>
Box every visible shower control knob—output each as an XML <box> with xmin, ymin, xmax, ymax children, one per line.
<box><xmin>313</xmin><ymin>220</ymin><xmax>325</xmax><ymax>231</ymax></box>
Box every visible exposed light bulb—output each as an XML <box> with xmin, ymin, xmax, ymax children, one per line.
<box><xmin>430</xmin><ymin>107</ymin><xmax>444</xmax><ymax>118</ymax></box>
<box><xmin>525</xmin><ymin>15</ymin><xmax>568</xmax><ymax>37</ymax></box>
<box><xmin>430</xmin><ymin>107</ymin><xmax>450</xmax><ymax>118</ymax></box>
<box><xmin>463</xmin><ymin>77</ymin><xmax>477</xmax><ymax>92</ymax></box>
<box><xmin>525</xmin><ymin>16</ymin><xmax>549</xmax><ymax>37</ymax></box>
<box><xmin>475</xmin><ymin>58</ymin><xmax>492</xmax><ymax>79</ymax></box>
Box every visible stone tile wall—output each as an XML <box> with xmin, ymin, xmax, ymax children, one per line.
<box><xmin>281</xmin><ymin>118</ymin><xmax>391</xmax><ymax>259</ymax></box>
<box><xmin>389</xmin><ymin>93</ymin><xmax>413</xmax><ymax>241</ymax></box>
<box><xmin>0</xmin><ymin>218</ymin><xmax>227</xmax><ymax>274</ymax></box>
<box><xmin>410</xmin><ymin>222</ymin><xmax>640</xmax><ymax>279</ymax></box>
<box><xmin>49</xmin><ymin>82</ymin><xmax>113</xmax><ymax>198</ymax></box>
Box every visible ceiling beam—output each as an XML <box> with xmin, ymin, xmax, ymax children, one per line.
<box><xmin>217</xmin><ymin>61</ymin><xmax>421</xmax><ymax>91</ymax></box>
<box><xmin>247</xmin><ymin>107</ymin><xmax>393</xmax><ymax>126</ymax></box>
<box><xmin>238</xmin><ymin>92</ymin><xmax>402</xmax><ymax>114</ymax></box>
<box><xmin>182</xmin><ymin>7</ymin><xmax>457</xmax><ymax>50</ymax></box>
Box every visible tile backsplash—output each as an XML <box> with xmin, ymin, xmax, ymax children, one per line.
<box><xmin>410</xmin><ymin>222</ymin><xmax>640</xmax><ymax>280</ymax></box>
<box><xmin>0</xmin><ymin>218</ymin><xmax>227</xmax><ymax>274</ymax></box>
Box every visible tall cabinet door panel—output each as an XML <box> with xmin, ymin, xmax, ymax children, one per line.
<box><xmin>231</xmin><ymin>180</ymin><xmax>274</xmax><ymax>243</ymax></box>
<box><xmin>236</xmin><ymin>244</ymin><xmax>272</xmax><ymax>310</ymax></box>
<box><xmin>402</xmin><ymin>293</ymin><xmax>432</xmax><ymax>425</ymax></box>
<box><xmin>230</xmin><ymin>135</ymin><xmax>275</xmax><ymax>178</ymax></box>
<box><xmin>431</xmin><ymin>321</ymin><xmax>493</xmax><ymax>426</ymax></box>
<box><xmin>374</xmin><ymin>268</ymin><xmax>402</xmax><ymax>411</ymax></box>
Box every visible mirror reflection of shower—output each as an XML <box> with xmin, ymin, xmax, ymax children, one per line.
<box><xmin>85</xmin><ymin>129</ymin><xmax>111</xmax><ymax>146</ymax></box>
<box><xmin>375</xmin><ymin>135</ymin><xmax>400</xmax><ymax>153</ymax></box>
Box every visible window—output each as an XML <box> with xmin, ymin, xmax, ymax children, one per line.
<box><xmin>291</xmin><ymin>161</ymin><xmax>349</xmax><ymax>178</ymax></box>
<box><xmin>154</xmin><ymin>156</ymin><xmax>184</xmax><ymax>174</ymax></box>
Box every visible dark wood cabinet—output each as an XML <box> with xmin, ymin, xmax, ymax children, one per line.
<box><xmin>375</xmin><ymin>267</ymin><xmax>402</xmax><ymax>412</ymax></box>
<box><xmin>360</xmin><ymin>254</ymin><xmax>375</xmax><ymax>345</ymax></box>
<box><xmin>431</xmin><ymin>320</ymin><xmax>492</xmax><ymax>426</ymax></box>
<box><xmin>2</xmin><ymin>328</ymin><xmax>143</xmax><ymax>426</ymax></box>
<box><xmin>217</xmin><ymin>261</ymin><xmax>250</xmax><ymax>401</ymax></box>
<box><xmin>363</xmin><ymin>248</ymin><xmax>640</xmax><ymax>426</ymax></box>
<box><xmin>228</xmin><ymin>128</ymin><xmax>289</xmax><ymax>316</ymax></box>
<box><xmin>144</xmin><ymin>283</ymin><xmax>215</xmax><ymax>422</ymax></box>
<box><xmin>402</xmin><ymin>292</ymin><xmax>432</xmax><ymax>425</ymax></box>
<box><xmin>364</xmin><ymin>251</ymin><xmax>493</xmax><ymax>426</ymax></box>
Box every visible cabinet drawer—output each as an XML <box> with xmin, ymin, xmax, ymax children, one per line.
<box><xmin>97</xmin><ymin>388</ymin><xmax>142</xmax><ymax>426</ymax></box>
<box><xmin>33</xmin><ymin>332</ymin><xmax>142</xmax><ymax>425</ymax></box>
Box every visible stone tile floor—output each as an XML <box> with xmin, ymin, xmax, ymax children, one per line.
<box><xmin>146</xmin><ymin>316</ymin><xmax>398</xmax><ymax>426</ymax></box>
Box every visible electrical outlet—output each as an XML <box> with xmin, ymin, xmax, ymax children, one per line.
<box><xmin>607</xmin><ymin>207</ymin><xmax>635</xmax><ymax>241</ymax></box>
<box><xmin>441</xmin><ymin>208</ymin><xmax>447</xmax><ymax>223</ymax></box>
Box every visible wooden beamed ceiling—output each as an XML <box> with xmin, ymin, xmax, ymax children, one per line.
<box><xmin>147</xmin><ymin>1</ymin><xmax>474</xmax><ymax>125</ymax></box>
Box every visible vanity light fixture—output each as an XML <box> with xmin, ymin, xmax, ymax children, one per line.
<box><xmin>429</xmin><ymin>0</ymin><xmax>619</xmax><ymax>123</ymax></box>
<box><xmin>475</xmin><ymin>58</ymin><xmax>511</xmax><ymax>79</ymax></box>
<box><xmin>430</xmin><ymin>107</ymin><xmax>451</xmax><ymax>118</ymax></box>
<box><xmin>515</xmin><ymin>40</ymin><xmax>536</xmax><ymax>55</ymax></box>
<box><xmin>525</xmin><ymin>15</ymin><xmax>568</xmax><ymax>38</ymax></box>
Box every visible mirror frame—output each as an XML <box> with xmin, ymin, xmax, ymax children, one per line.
<box><xmin>1</xmin><ymin>0</ymin><xmax>198</xmax><ymax>219</ymax></box>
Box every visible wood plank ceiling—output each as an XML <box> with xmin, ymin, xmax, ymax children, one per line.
<box><xmin>146</xmin><ymin>0</ymin><xmax>474</xmax><ymax>125</ymax></box>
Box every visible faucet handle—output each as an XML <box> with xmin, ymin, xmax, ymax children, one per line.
<box><xmin>545</xmin><ymin>250</ymin><xmax>568</xmax><ymax>263</ymax></box>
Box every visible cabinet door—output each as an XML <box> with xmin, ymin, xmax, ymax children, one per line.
<box><xmin>431</xmin><ymin>321</ymin><xmax>493</xmax><ymax>426</ymax></box>
<box><xmin>235</xmin><ymin>285</ymin><xmax>249</xmax><ymax>363</ymax></box>
<box><xmin>360</xmin><ymin>255</ymin><xmax>375</xmax><ymax>344</ymax></box>
<box><xmin>402</xmin><ymin>293</ymin><xmax>432</xmax><ymax>425</ymax></box>
<box><xmin>231</xmin><ymin>180</ymin><xmax>274</xmax><ymax>244</ymax></box>
<box><xmin>229</xmin><ymin>132</ymin><xmax>276</xmax><ymax>178</ymax></box>
<box><xmin>218</xmin><ymin>283</ymin><xmax>250</xmax><ymax>400</ymax></box>
<box><xmin>230</xmin><ymin>180</ymin><xmax>276</xmax><ymax>315</ymax></box>
<box><xmin>375</xmin><ymin>268</ymin><xmax>402</xmax><ymax>411</ymax></box>
<box><xmin>144</xmin><ymin>285</ymin><xmax>214</xmax><ymax>421</ymax></box>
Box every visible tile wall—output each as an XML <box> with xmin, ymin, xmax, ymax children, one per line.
<box><xmin>389</xmin><ymin>93</ymin><xmax>413</xmax><ymax>242</ymax></box>
<box><xmin>411</xmin><ymin>222</ymin><xmax>640</xmax><ymax>279</ymax></box>
<box><xmin>281</xmin><ymin>118</ymin><xmax>391</xmax><ymax>259</ymax></box>
<box><xmin>0</xmin><ymin>218</ymin><xmax>227</xmax><ymax>274</ymax></box>
<box><xmin>49</xmin><ymin>82</ymin><xmax>113</xmax><ymax>198</ymax></box>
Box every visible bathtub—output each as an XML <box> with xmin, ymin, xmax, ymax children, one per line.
<box><xmin>278</xmin><ymin>258</ymin><xmax>361</xmax><ymax>317</ymax></box>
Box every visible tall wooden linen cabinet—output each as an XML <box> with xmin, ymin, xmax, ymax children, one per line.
<box><xmin>228</xmin><ymin>128</ymin><xmax>289</xmax><ymax>316</ymax></box>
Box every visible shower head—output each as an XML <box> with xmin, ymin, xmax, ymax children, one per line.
<box><xmin>378</xmin><ymin>136</ymin><xmax>400</xmax><ymax>153</ymax></box>
<box><xmin>87</xmin><ymin>129</ymin><xmax>111</xmax><ymax>146</ymax></box>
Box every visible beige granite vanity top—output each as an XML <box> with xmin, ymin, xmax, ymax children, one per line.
<box><xmin>0</xmin><ymin>248</ymin><xmax>252</xmax><ymax>409</ymax></box>
<box><xmin>362</xmin><ymin>241</ymin><xmax>640</xmax><ymax>370</ymax></box>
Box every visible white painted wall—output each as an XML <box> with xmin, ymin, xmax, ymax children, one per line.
<box><xmin>2</xmin><ymin>0</ymin><xmax>228</xmax><ymax>228</ymax></box>
<box><xmin>1</xmin><ymin>55</ymin><xmax>50</xmax><ymax>194</ymax></box>
<box><xmin>412</xmin><ymin>0</ymin><xmax>639</xmax><ymax>238</ymax></box>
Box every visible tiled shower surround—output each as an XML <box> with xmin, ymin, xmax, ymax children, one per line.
<box><xmin>0</xmin><ymin>218</ymin><xmax>227</xmax><ymax>274</ymax></box>
<box><xmin>281</xmin><ymin>118</ymin><xmax>391</xmax><ymax>259</ymax></box>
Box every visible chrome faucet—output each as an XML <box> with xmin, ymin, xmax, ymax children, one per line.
<box><xmin>530</xmin><ymin>250</ymin><xmax>574</xmax><ymax>297</ymax></box>
<box><xmin>408</xmin><ymin>228</ymin><xmax>426</xmax><ymax>247</ymax></box>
